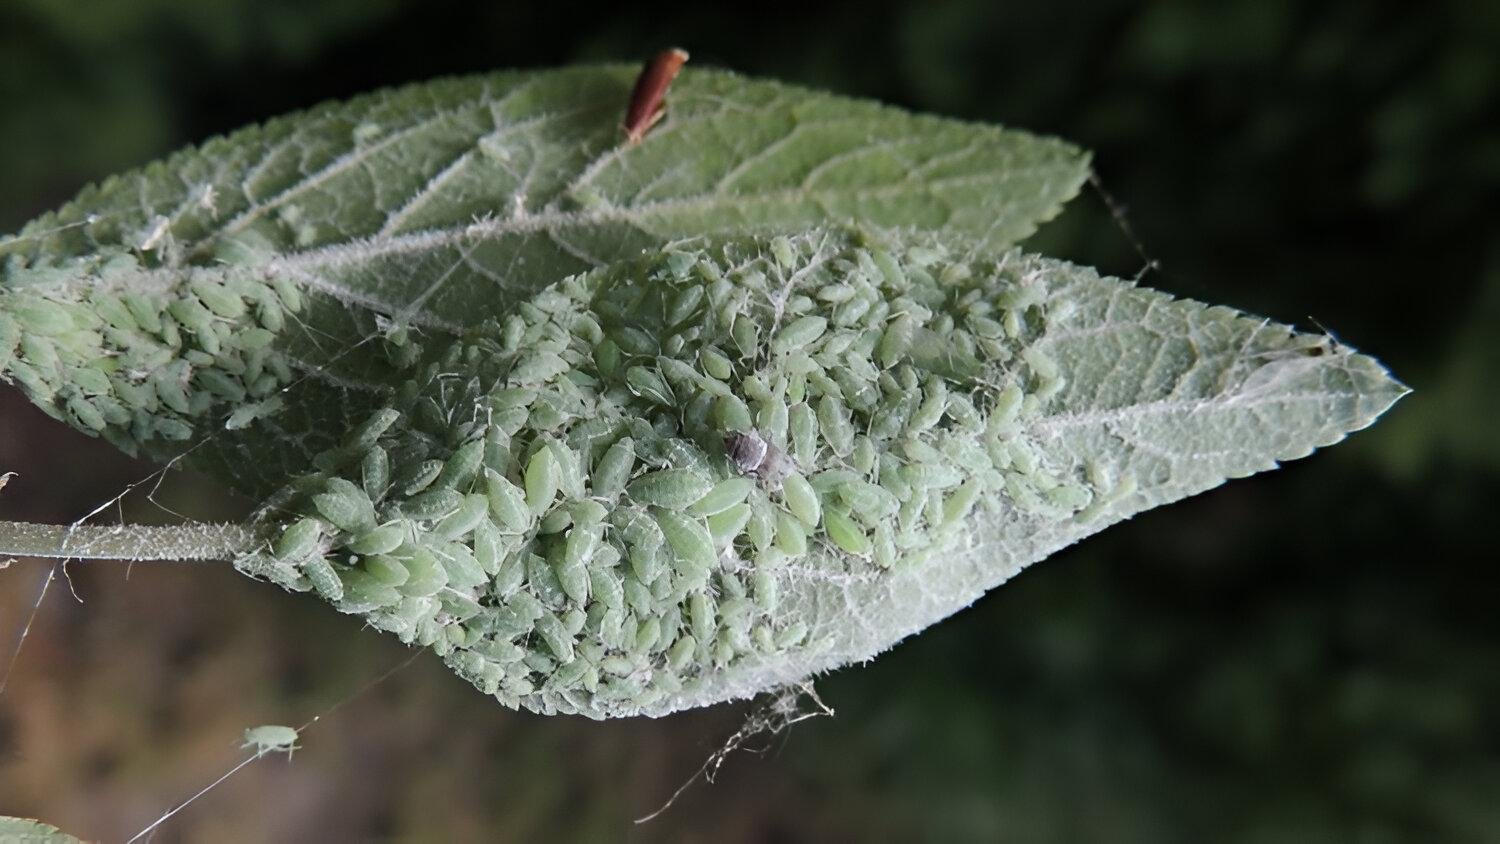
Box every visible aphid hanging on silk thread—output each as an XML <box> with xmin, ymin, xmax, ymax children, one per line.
<box><xmin>241</xmin><ymin>724</ymin><xmax>300</xmax><ymax>758</ymax></box>
<box><xmin>725</xmin><ymin>429</ymin><xmax>795</xmax><ymax>490</ymax></box>
<box><xmin>623</xmin><ymin>48</ymin><xmax>689</xmax><ymax>144</ymax></box>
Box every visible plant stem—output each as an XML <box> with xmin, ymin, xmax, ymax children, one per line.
<box><xmin>0</xmin><ymin>520</ymin><xmax>265</xmax><ymax>561</ymax></box>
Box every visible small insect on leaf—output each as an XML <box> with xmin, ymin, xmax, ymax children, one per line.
<box><xmin>623</xmin><ymin>47</ymin><xmax>689</xmax><ymax>144</ymax></box>
<box><xmin>242</xmin><ymin>724</ymin><xmax>300</xmax><ymax>758</ymax></box>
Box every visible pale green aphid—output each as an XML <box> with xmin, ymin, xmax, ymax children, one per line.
<box><xmin>242</xmin><ymin>725</ymin><xmax>300</xmax><ymax>758</ymax></box>
<box><xmin>627</xmin><ymin>468</ymin><xmax>712</xmax><ymax>510</ymax></box>
<box><xmin>523</xmin><ymin>446</ymin><xmax>560</xmax><ymax>515</ymax></box>
<box><xmin>780</xmin><ymin>472</ymin><xmax>821</xmax><ymax>527</ymax></box>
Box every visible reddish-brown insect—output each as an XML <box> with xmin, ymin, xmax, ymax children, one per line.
<box><xmin>623</xmin><ymin>48</ymin><xmax>689</xmax><ymax>144</ymax></box>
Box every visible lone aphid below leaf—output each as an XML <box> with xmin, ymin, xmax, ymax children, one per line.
<box><xmin>623</xmin><ymin>48</ymin><xmax>689</xmax><ymax>144</ymax></box>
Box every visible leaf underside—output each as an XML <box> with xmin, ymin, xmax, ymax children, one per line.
<box><xmin>0</xmin><ymin>64</ymin><xmax>1403</xmax><ymax>717</ymax></box>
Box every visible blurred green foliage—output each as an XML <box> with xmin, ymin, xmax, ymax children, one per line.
<box><xmin>1</xmin><ymin>0</ymin><xmax>1495</xmax><ymax>840</ymax></box>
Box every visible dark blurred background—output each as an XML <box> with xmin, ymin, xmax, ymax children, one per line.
<box><xmin>1</xmin><ymin>1</ymin><xmax>1496</xmax><ymax>840</ymax></box>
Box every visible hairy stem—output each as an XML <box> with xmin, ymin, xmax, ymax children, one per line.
<box><xmin>0</xmin><ymin>520</ymin><xmax>265</xmax><ymax>561</ymax></box>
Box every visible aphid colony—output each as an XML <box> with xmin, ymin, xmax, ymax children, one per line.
<box><xmin>0</xmin><ymin>248</ymin><xmax>301</xmax><ymax>458</ymax></box>
<box><xmin>224</xmin><ymin>231</ymin><xmax>1105</xmax><ymax>717</ymax></box>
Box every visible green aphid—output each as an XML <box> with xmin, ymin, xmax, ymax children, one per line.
<box><xmin>303</xmin><ymin>556</ymin><xmax>345</xmax><ymax>602</ymax></box>
<box><xmin>773</xmin><ymin>509</ymin><xmax>807</xmax><ymax>555</ymax></box>
<box><xmin>941</xmin><ymin>479</ymin><xmax>983</xmax><ymax>527</ymax></box>
<box><xmin>612</xmin><ymin>326</ymin><xmax>658</xmax><ymax>356</ymax></box>
<box><xmin>276</xmin><ymin>527</ymin><xmax>322</xmax><ymax>575</ymax></box>
<box><xmin>713</xmin><ymin>394</ymin><xmax>754</xmax><ymax>434</ymax></box>
<box><xmin>348</xmin><ymin>522</ymin><xmax>406</xmax><ymax>556</ymax></box>
<box><xmin>118</xmin><ymin>293</ymin><xmax>163</xmax><ymax>334</ymax></box>
<box><xmin>11</xmin><ymin>297</ymin><xmax>75</xmax><ymax>336</ymax></box>
<box><xmin>823</xmin><ymin>507</ymin><xmax>871</xmax><ymax>555</ymax></box>
<box><xmin>435</xmin><ymin>493</ymin><xmax>489</xmax><ymax>540</ymax></box>
<box><xmin>436</xmin><ymin>542</ymin><xmax>488</xmax><ymax>588</ymax></box>
<box><xmin>492</xmin><ymin>549</ymin><xmax>526</xmax><ymax>596</ymax></box>
<box><xmin>872</xmin><ymin>522</ymin><xmax>897</xmax><ymax>568</ymax></box>
<box><xmin>730</xmin><ymin>315</ymin><xmax>759</xmax><ymax>360</ymax></box>
<box><xmin>698</xmin><ymin>346</ymin><xmax>733</xmax><ymax>381</ymax></box>
<box><xmin>552</xmin><ymin>529</ymin><xmax>594</xmax><ymax>604</ymax></box>
<box><xmin>19</xmin><ymin>334</ymin><xmax>60</xmax><ymax>373</ymax></box>
<box><xmin>396</xmin><ymin>549</ymin><xmax>448</xmax><ymax>598</ymax></box>
<box><xmin>270</xmin><ymin>276</ymin><xmax>304</xmax><ymax>313</ymax></box>
<box><xmin>877</xmin><ymin>313</ymin><xmax>914</xmax><ymax>367</ymax></box>
<box><xmin>625</xmin><ymin>365</ymin><xmax>674</xmax><ymax>406</ymax></box>
<box><xmin>816</xmin><ymin>395</ymin><xmax>854</xmax><ymax>456</ymax></box>
<box><xmin>689</xmin><ymin>477</ymin><xmax>754</xmax><ymax>516</ymax></box>
<box><xmin>154</xmin><ymin>416</ymin><xmax>195</xmax><ymax>441</ymax></box>
<box><xmin>362</xmin><ymin>554</ymin><xmax>410</xmax><ymax>586</ymax></box>
<box><xmin>430</xmin><ymin>439</ymin><xmax>482</xmax><ymax>491</ymax></box>
<box><xmin>788</xmin><ymin>402</ymin><xmax>818</xmax><ymax>465</ymax></box>
<box><xmin>535</xmin><ymin>611</ymin><xmax>576</xmax><ymax>663</ymax></box>
<box><xmin>839</xmin><ymin>479</ymin><xmax>900</xmax><ymax>518</ymax></box>
<box><xmin>780</xmin><ymin>472</ymin><xmax>822</xmax><ymax>527</ymax></box>
<box><xmin>65</xmin><ymin>396</ymin><xmax>107</xmax><ymax>432</ymax></box>
<box><xmin>707</xmin><ymin>502</ymin><xmax>753</xmax><ymax>547</ymax></box>
<box><xmin>339</xmin><ymin>568</ymin><xmax>402</xmax><ymax>611</ymax></box>
<box><xmin>402</xmin><ymin>487</ymin><xmax>462</xmax><ymax>521</ymax></box>
<box><xmin>590</xmin><ymin>436</ymin><xmax>635</xmax><ymax>500</ymax></box>
<box><xmin>482</xmin><ymin>467</ymin><xmax>530</xmax><ymax>533</ymax></box>
<box><xmin>769</xmin><ymin>235</ymin><xmax>797</xmax><ymax>269</ymax></box>
<box><xmin>523</xmin><ymin>446</ymin><xmax>560</xmax><ymax>515</ymax></box>
<box><xmin>745</xmin><ymin>492</ymin><xmax>777</xmax><ymax>551</ymax></box>
<box><xmin>593</xmin><ymin>337</ymin><xmax>622</xmax><ymax>376</ymax></box>
<box><xmin>627</xmin><ymin>468</ymin><xmax>712</xmax><ymax>510</ymax></box>
<box><xmin>772</xmin><ymin>316</ymin><xmax>828</xmax><ymax>355</ymax></box>
<box><xmin>633</xmin><ymin>616</ymin><xmax>664</xmax><ymax>655</ymax></box>
<box><xmin>907</xmin><ymin>380</ymin><xmax>948</xmax><ymax>433</ymax></box>
<box><xmin>667</xmin><ymin>635</ymin><xmax>697</xmax><ymax>671</ymax></box>
<box><xmin>655</xmin><ymin>509</ymin><xmax>717</xmax><ymax>581</ymax></box>
<box><xmin>360</xmin><ymin>447</ymin><xmax>390</xmax><ymax>502</ymax></box>
<box><xmin>195</xmin><ymin>368</ymin><xmax>246</xmax><ymax>402</ymax></box>
<box><xmin>313</xmin><ymin>478</ymin><xmax>376</xmax><ymax>533</ymax></box>
<box><xmin>188</xmin><ymin>278</ymin><xmax>246</xmax><ymax>319</ymax></box>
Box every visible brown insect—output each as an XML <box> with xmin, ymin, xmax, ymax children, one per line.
<box><xmin>725</xmin><ymin>430</ymin><xmax>795</xmax><ymax>489</ymax></box>
<box><xmin>623</xmin><ymin>48</ymin><xmax>689</xmax><ymax>144</ymax></box>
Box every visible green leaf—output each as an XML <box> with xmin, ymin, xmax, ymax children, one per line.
<box><xmin>0</xmin><ymin>816</ymin><xmax>83</xmax><ymax>844</ymax></box>
<box><xmin>0</xmin><ymin>61</ymin><xmax>1404</xmax><ymax>719</ymax></box>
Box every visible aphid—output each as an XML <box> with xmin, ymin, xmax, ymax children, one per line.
<box><xmin>706</xmin><ymin>502</ymin><xmax>752</xmax><ymax>547</ymax></box>
<box><xmin>623</xmin><ymin>48</ymin><xmax>690</xmax><ymax>144</ymax></box>
<box><xmin>274</xmin><ymin>518</ymin><xmax>323</xmax><ymax>561</ymax></box>
<box><xmin>313</xmin><ymin>478</ymin><xmax>376</xmax><ymax>534</ymax></box>
<box><xmin>303</xmin><ymin>555</ymin><xmax>345</xmax><ymax>602</ymax></box>
<box><xmin>713</xmin><ymin>394</ymin><xmax>755</xmax><ymax>433</ymax></box>
<box><xmin>524</xmin><ymin>445</ymin><xmax>560</xmax><ymax>515</ymax></box>
<box><xmin>627</xmin><ymin>467</ymin><xmax>712</xmax><ymax>510</ymax></box>
<box><xmin>655</xmin><ymin>509</ymin><xmax>717</xmax><ymax>580</ymax></box>
<box><xmin>689</xmin><ymin>476</ymin><xmax>755</xmax><ymax>516</ymax></box>
<box><xmin>823</xmin><ymin>507</ymin><xmax>871</xmax><ymax>555</ymax></box>
<box><xmin>772</xmin><ymin>315</ymin><xmax>828</xmax><ymax>355</ymax></box>
<box><xmin>242</xmin><ymin>725</ymin><xmax>300</xmax><ymax>758</ymax></box>
<box><xmin>435</xmin><ymin>542</ymin><xmax>488</xmax><ymax>588</ymax></box>
<box><xmin>348</xmin><ymin>522</ymin><xmax>406</xmax><ymax>556</ymax></box>
<box><xmin>435</xmin><ymin>493</ymin><xmax>490</xmax><ymax>541</ymax></box>
<box><xmin>395</xmin><ymin>549</ymin><xmax>448</xmax><ymax>598</ymax></box>
<box><xmin>725</xmin><ymin>429</ymin><xmax>796</xmax><ymax>489</ymax></box>
<box><xmin>780</xmin><ymin>472</ymin><xmax>821</xmax><ymax>527</ymax></box>
<box><xmin>815</xmin><ymin>395</ymin><xmax>854</xmax><ymax>456</ymax></box>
